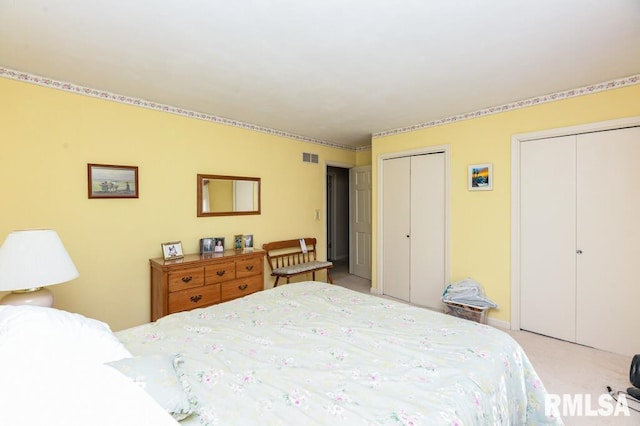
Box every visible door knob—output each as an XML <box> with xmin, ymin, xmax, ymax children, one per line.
<box><xmin>576</xmin><ymin>250</ymin><xmax>583</xmax><ymax>254</ymax></box>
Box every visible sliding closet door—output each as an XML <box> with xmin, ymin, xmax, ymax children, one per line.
<box><xmin>520</xmin><ymin>135</ymin><xmax>577</xmax><ymax>342</ymax></box>
<box><xmin>576</xmin><ymin>126</ymin><xmax>640</xmax><ymax>356</ymax></box>
<box><xmin>410</xmin><ymin>153</ymin><xmax>445</xmax><ymax>309</ymax></box>
<box><xmin>382</xmin><ymin>156</ymin><xmax>411</xmax><ymax>301</ymax></box>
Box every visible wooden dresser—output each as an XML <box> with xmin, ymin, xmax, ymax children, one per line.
<box><xmin>150</xmin><ymin>249</ymin><xmax>265</xmax><ymax>321</ymax></box>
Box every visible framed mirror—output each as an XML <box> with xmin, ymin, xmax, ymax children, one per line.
<box><xmin>197</xmin><ymin>174</ymin><xmax>261</xmax><ymax>217</ymax></box>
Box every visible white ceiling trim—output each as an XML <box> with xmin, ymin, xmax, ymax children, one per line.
<box><xmin>3</xmin><ymin>66</ymin><xmax>637</xmax><ymax>151</ymax></box>
<box><xmin>0</xmin><ymin>66</ymin><xmax>356</xmax><ymax>152</ymax></box>
<box><xmin>373</xmin><ymin>74</ymin><xmax>640</xmax><ymax>140</ymax></box>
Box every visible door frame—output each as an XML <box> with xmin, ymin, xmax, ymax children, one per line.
<box><xmin>377</xmin><ymin>145</ymin><xmax>451</xmax><ymax>296</ymax></box>
<box><xmin>324</xmin><ymin>161</ymin><xmax>355</xmax><ymax>264</ymax></box>
<box><xmin>326</xmin><ymin>170</ymin><xmax>337</xmax><ymax>260</ymax></box>
<box><xmin>510</xmin><ymin>116</ymin><xmax>640</xmax><ymax>330</ymax></box>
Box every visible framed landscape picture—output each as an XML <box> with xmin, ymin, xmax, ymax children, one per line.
<box><xmin>88</xmin><ymin>163</ymin><xmax>139</xmax><ymax>198</ymax></box>
<box><xmin>468</xmin><ymin>163</ymin><xmax>493</xmax><ymax>191</ymax></box>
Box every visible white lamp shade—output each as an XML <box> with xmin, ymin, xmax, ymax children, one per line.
<box><xmin>0</xmin><ymin>229</ymin><xmax>79</xmax><ymax>292</ymax></box>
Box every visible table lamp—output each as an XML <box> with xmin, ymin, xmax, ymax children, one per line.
<box><xmin>0</xmin><ymin>229</ymin><xmax>79</xmax><ymax>307</ymax></box>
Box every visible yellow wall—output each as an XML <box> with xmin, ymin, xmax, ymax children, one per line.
<box><xmin>0</xmin><ymin>77</ymin><xmax>356</xmax><ymax>330</ymax></box>
<box><xmin>372</xmin><ymin>84</ymin><xmax>640</xmax><ymax>323</ymax></box>
<box><xmin>355</xmin><ymin>149</ymin><xmax>372</xmax><ymax>166</ymax></box>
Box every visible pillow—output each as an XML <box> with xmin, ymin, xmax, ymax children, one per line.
<box><xmin>0</xmin><ymin>304</ymin><xmax>131</xmax><ymax>364</ymax></box>
<box><xmin>107</xmin><ymin>353</ymin><xmax>197</xmax><ymax>421</ymax></box>
<box><xmin>0</xmin><ymin>355</ymin><xmax>179</xmax><ymax>426</ymax></box>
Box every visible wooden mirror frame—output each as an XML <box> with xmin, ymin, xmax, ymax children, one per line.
<box><xmin>197</xmin><ymin>174</ymin><xmax>261</xmax><ymax>217</ymax></box>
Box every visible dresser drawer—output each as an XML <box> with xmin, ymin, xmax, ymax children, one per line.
<box><xmin>204</xmin><ymin>261</ymin><xmax>236</xmax><ymax>285</ymax></box>
<box><xmin>221</xmin><ymin>275</ymin><xmax>263</xmax><ymax>301</ymax></box>
<box><xmin>168</xmin><ymin>284</ymin><xmax>221</xmax><ymax>314</ymax></box>
<box><xmin>151</xmin><ymin>250</ymin><xmax>265</xmax><ymax>321</ymax></box>
<box><xmin>168</xmin><ymin>267</ymin><xmax>205</xmax><ymax>292</ymax></box>
<box><xmin>236</xmin><ymin>256</ymin><xmax>263</xmax><ymax>278</ymax></box>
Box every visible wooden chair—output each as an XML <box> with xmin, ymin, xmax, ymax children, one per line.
<box><xmin>262</xmin><ymin>238</ymin><xmax>333</xmax><ymax>286</ymax></box>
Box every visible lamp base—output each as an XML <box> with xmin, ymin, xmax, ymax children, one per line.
<box><xmin>0</xmin><ymin>287</ymin><xmax>54</xmax><ymax>307</ymax></box>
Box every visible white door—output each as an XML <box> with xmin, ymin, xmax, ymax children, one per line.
<box><xmin>349</xmin><ymin>166</ymin><xmax>372</xmax><ymax>279</ymax></box>
<box><xmin>382</xmin><ymin>157</ymin><xmax>411</xmax><ymax>301</ymax></box>
<box><xmin>520</xmin><ymin>135</ymin><xmax>577</xmax><ymax>342</ymax></box>
<box><xmin>410</xmin><ymin>153</ymin><xmax>446</xmax><ymax>309</ymax></box>
<box><xmin>576</xmin><ymin>127</ymin><xmax>640</xmax><ymax>356</ymax></box>
<box><xmin>520</xmin><ymin>126</ymin><xmax>640</xmax><ymax>356</ymax></box>
<box><xmin>381</xmin><ymin>153</ymin><xmax>446</xmax><ymax>306</ymax></box>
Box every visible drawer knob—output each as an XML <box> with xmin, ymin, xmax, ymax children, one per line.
<box><xmin>216</xmin><ymin>270</ymin><xmax>226</xmax><ymax>277</ymax></box>
<box><xmin>182</xmin><ymin>276</ymin><xmax>193</xmax><ymax>283</ymax></box>
<box><xmin>190</xmin><ymin>294</ymin><xmax>202</xmax><ymax>303</ymax></box>
<box><xmin>245</xmin><ymin>265</ymin><xmax>254</xmax><ymax>271</ymax></box>
<box><xmin>238</xmin><ymin>284</ymin><xmax>248</xmax><ymax>291</ymax></box>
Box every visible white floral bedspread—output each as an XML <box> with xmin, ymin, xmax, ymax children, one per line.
<box><xmin>117</xmin><ymin>282</ymin><xmax>561</xmax><ymax>425</ymax></box>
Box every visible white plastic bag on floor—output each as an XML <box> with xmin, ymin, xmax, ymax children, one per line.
<box><xmin>442</xmin><ymin>278</ymin><xmax>497</xmax><ymax>308</ymax></box>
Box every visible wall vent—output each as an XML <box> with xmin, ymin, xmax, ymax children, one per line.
<box><xmin>302</xmin><ymin>152</ymin><xmax>319</xmax><ymax>164</ymax></box>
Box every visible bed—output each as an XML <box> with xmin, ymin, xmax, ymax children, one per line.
<box><xmin>0</xmin><ymin>281</ymin><xmax>561</xmax><ymax>425</ymax></box>
<box><xmin>117</xmin><ymin>281</ymin><xmax>561</xmax><ymax>425</ymax></box>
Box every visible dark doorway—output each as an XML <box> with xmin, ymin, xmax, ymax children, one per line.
<box><xmin>326</xmin><ymin>166</ymin><xmax>349</xmax><ymax>264</ymax></box>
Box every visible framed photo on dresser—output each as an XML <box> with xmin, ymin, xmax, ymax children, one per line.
<box><xmin>199</xmin><ymin>238</ymin><xmax>214</xmax><ymax>254</ymax></box>
<box><xmin>234</xmin><ymin>235</ymin><xmax>243</xmax><ymax>250</ymax></box>
<box><xmin>213</xmin><ymin>237</ymin><xmax>225</xmax><ymax>252</ymax></box>
<box><xmin>243</xmin><ymin>234</ymin><xmax>254</xmax><ymax>251</ymax></box>
<box><xmin>161</xmin><ymin>241</ymin><xmax>184</xmax><ymax>260</ymax></box>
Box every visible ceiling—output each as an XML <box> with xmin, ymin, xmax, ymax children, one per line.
<box><xmin>1</xmin><ymin>1</ymin><xmax>639</xmax><ymax>149</ymax></box>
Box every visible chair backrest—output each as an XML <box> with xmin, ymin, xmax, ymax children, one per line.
<box><xmin>262</xmin><ymin>238</ymin><xmax>318</xmax><ymax>271</ymax></box>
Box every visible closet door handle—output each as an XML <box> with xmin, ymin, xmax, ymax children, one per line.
<box><xmin>576</xmin><ymin>250</ymin><xmax>583</xmax><ymax>254</ymax></box>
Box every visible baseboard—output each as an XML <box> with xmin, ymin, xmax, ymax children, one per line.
<box><xmin>487</xmin><ymin>317</ymin><xmax>510</xmax><ymax>330</ymax></box>
<box><xmin>366</xmin><ymin>288</ymin><xmax>510</xmax><ymax>330</ymax></box>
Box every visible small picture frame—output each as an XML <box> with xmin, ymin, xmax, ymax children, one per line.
<box><xmin>213</xmin><ymin>237</ymin><xmax>225</xmax><ymax>252</ymax></box>
<box><xmin>199</xmin><ymin>237</ymin><xmax>214</xmax><ymax>254</ymax></box>
<box><xmin>161</xmin><ymin>241</ymin><xmax>184</xmax><ymax>260</ymax></box>
<box><xmin>234</xmin><ymin>234</ymin><xmax>243</xmax><ymax>250</ymax></box>
<box><xmin>468</xmin><ymin>163</ymin><xmax>493</xmax><ymax>191</ymax></box>
<box><xmin>243</xmin><ymin>234</ymin><xmax>254</xmax><ymax>251</ymax></box>
<box><xmin>88</xmin><ymin>163</ymin><xmax>139</xmax><ymax>199</ymax></box>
